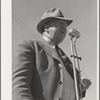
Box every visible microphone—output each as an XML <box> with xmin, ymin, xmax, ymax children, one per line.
<box><xmin>68</xmin><ymin>28</ymin><xmax>80</xmax><ymax>38</ymax></box>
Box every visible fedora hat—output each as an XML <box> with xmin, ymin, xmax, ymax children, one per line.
<box><xmin>37</xmin><ymin>8</ymin><xmax>73</xmax><ymax>34</ymax></box>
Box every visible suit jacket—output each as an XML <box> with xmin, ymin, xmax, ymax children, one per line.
<box><xmin>12</xmin><ymin>37</ymin><xmax>86</xmax><ymax>100</ymax></box>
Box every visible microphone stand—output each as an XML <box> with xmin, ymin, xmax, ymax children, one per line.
<box><xmin>70</xmin><ymin>36</ymin><xmax>83</xmax><ymax>100</ymax></box>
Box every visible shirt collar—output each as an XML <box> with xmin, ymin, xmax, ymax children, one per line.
<box><xmin>43</xmin><ymin>36</ymin><xmax>56</xmax><ymax>49</ymax></box>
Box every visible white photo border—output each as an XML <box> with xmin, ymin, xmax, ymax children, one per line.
<box><xmin>1</xmin><ymin>0</ymin><xmax>99</xmax><ymax>100</ymax></box>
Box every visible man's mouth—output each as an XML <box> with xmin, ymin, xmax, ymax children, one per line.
<box><xmin>60</xmin><ymin>31</ymin><xmax>65</xmax><ymax>34</ymax></box>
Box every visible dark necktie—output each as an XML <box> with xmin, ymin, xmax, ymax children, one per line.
<box><xmin>55</xmin><ymin>45</ymin><xmax>65</xmax><ymax>64</ymax></box>
<box><xmin>55</xmin><ymin>46</ymin><xmax>75</xmax><ymax>80</ymax></box>
<box><xmin>55</xmin><ymin>45</ymin><xmax>61</xmax><ymax>57</ymax></box>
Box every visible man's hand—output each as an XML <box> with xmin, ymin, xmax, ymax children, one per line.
<box><xmin>81</xmin><ymin>78</ymin><xmax>92</xmax><ymax>92</ymax></box>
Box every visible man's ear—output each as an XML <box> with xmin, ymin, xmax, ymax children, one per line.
<box><xmin>44</xmin><ymin>24</ymin><xmax>49</xmax><ymax>32</ymax></box>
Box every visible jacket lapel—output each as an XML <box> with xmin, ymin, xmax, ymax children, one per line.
<box><xmin>37</xmin><ymin>38</ymin><xmax>77</xmax><ymax>79</ymax></box>
<box><xmin>38</xmin><ymin>38</ymin><xmax>60</xmax><ymax>62</ymax></box>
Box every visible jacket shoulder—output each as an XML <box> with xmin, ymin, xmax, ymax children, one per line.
<box><xmin>17</xmin><ymin>39</ymin><xmax>41</xmax><ymax>50</ymax></box>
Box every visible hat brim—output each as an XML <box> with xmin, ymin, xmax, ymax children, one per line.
<box><xmin>37</xmin><ymin>17</ymin><xmax>73</xmax><ymax>34</ymax></box>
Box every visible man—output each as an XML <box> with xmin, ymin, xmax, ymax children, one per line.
<box><xmin>12</xmin><ymin>8</ymin><xmax>91</xmax><ymax>100</ymax></box>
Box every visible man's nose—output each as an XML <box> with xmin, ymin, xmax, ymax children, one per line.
<box><xmin>60</xmin><ymin>27</ymin><xmax>67</xmax><ymax>32</ymax></box>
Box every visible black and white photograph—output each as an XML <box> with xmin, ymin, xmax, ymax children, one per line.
<box><xmin>1</xmin><ymin>0</ymin><xmax>99</xmax><ymax>100</ymax></box>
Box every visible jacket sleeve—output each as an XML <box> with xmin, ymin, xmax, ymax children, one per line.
<box><xmin>12</xmin><ymin>40</ymin><xmax>36</xmax><ymax>100</ymax></box>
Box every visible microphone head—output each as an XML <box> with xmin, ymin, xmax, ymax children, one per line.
<box><xmin>68</xmin><ymin>28</ymin><xmax>80</xmax><ymax>38</ymax></box>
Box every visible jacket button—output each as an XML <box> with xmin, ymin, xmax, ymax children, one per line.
<box><xmin>59</xmin><ymin>97</ymin><xmax>62</xmax><ymax>100</ymax></box>
<box><xmin>59</xmin><ymin>67</ymin><xmax>62</xmax><ymax>70</ymax></box>
<box><xmin>59</xmin><ymin>81</ymin><xmax>63</xmax><ymax>85</ymax></box>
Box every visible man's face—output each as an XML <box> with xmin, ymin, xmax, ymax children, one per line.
<box><xmin>45</xmin><ymin>19</ymin><xmax>67</xmax><ymax>45</ymax></box>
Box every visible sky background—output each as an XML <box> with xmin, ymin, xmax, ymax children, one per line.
<box><xmin>12</xmin><ymin>0</ymin><xmax>97</xmax><ymax>100</ymax></box>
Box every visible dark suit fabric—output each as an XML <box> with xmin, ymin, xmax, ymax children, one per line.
<box><xmin>12</xmin><ymin>38</ymin><xmax>85</xmax><ymax>100</ymax></box>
